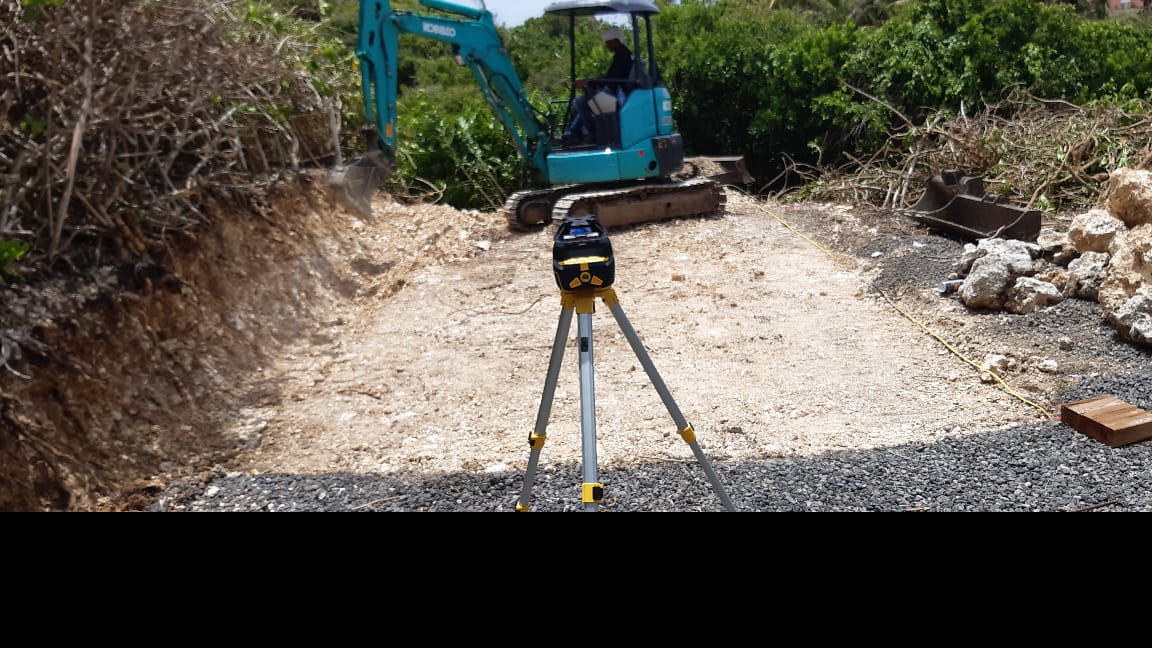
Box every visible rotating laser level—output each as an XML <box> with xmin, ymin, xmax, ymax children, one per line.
<box><xmin>517</xmin><ymin>215</ymin><xmax>736</xmax><ymax>512</ymax></box>
<box><xmin>552</xmin><ymin>215</ymin><xmax>615</xmax><ymax>291</ymax></box>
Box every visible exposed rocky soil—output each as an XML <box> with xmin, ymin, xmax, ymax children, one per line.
<box><xmin>1</xmin><ymin>171</ymin><xmax>1148</xmax><ymax>512</ymax></box>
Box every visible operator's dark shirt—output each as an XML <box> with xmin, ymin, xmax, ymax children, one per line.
<box><xmin>603</xmin><ymin>46</ymin><xmax>633</xmax><ymax>92</ymax></box>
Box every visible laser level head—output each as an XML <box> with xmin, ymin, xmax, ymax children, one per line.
<box><xmin>553</xmin><ymin>215</ymin><xmax>614</xmax><ymax>291</ymax></box>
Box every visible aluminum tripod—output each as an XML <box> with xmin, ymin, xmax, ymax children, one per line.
<box><xmin>515</xmin><ymin>287</ymin><xmax>736</xmax><ymax>512</ymax></box>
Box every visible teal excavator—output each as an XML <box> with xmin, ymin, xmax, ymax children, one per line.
<box><xmin>337</xmin><ymin>0</ymin><xmax>736</xmax><ymax>230</ymax></box>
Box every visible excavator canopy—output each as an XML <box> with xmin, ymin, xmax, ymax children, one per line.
<box><xmin>544</xmin><ymin>0</ymin><xmax>660</xmax><ymax>17</ymax></box>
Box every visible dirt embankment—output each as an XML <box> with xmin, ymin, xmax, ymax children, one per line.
<box><xmin>1</xmin><ymin>173</ymin><xmax>500</xmax><ymax>511</ymax></box>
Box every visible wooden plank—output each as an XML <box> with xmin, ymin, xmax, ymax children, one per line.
<box><xmin>1061</xmin><ymin>395</ymin><xmax>1152</xmax><ymax>448</ymax></box>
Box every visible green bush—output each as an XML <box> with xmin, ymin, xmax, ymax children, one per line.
<box><xmin>659</xmin><ymin>5</ymin><xmax>869</xmax><ymax>184</ymax></box>
<box><xmin>0</xmin><ymin>239</ymin><xmax>30</xmax><ymax>283</ymax></box>
<box><xmin>654</xmin><ymin>0</ymin><xmax>1152</xmax><ymax>192</ymax></box>
<box><xmin>392</xmin><ymin>91</ymin><xmax>526</xmax><ymax>210</ymax></box>
<box><xmin>256</xmin><ymin>1</ymin><xmax>1152</xmax><ymax>204</ymax></box>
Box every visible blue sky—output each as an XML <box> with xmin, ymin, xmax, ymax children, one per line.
<box><xmin>480</xmin><ymin>1</ymin><xmax>554</xmax><ymax>27</ymax></box>
<box><xmin>445</xmin><ymin>1</ymin><xmax>631</xmax><ymax>28</ymax></box>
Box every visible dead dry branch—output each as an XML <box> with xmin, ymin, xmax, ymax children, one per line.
<box><xmin>793</xmin><ymin>90</ymin><xmax>1152</xmax><ymax>221</ymax></box>
<box><xmin>0</xmin><ymin>0</ymin><xmax>332</xmax><ymax>274</ymax></box>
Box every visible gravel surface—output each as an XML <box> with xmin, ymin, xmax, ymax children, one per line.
<box><xmin>149</xmin><ymin>357</ymin><xmax>1152</xmax><ymax>512</ymax></box>
<box><xmin>142</xmin><ymin>191</ymin><xmax>1152</xmax><ymax>513</ymax></box>
<box><xmin>148</xmin><ymin>416</ymin><xmax>1152</xmax><ymax>511</ymax></box>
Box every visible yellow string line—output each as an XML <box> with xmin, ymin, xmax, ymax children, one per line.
<box><xmin>877</xmin><ymin>290</ymin><xmax>1055</xmax><ymax>421</ymax></box>
<box><xmin>754</xmin><ymin>200</ymin><xmax>841</xmax><ymax>261</ymax></box>
<box><xmin>747</xmin><ymin>194</ymin><xmax>1056</xmax><ymax>422</ymax></box>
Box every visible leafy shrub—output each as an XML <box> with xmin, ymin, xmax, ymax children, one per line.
<box><xmin>0</xmin><ymin>239</ymin><xmax>29</xmax><ymax>283</ymax></box>
<box><xmin>658</xmin><ymin>5</ymin><xmax>865</xmax><ymax>186</ymax></box>
<box><xmin>390</xmin><ymin>91</ymin><xmax>527</xmax><ymax>209</ymax></box>
<box><xmin>657</xmin><ymin>0</ymin><xmax>1152</xmax><ymax>192</ymax></box>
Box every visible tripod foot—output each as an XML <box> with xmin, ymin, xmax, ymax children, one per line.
<box><xmin>583</xmin><ymin>482</ymin><xmax>605</xmax><ymax>506</ymax></box>
<box><xmin>516</xmin><ymin>431</ymin><xmax>548</xmax><ymax>512</ymax></box>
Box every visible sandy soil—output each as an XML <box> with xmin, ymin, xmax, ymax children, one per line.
<box><xmin>219</xmin><ymin>188</ymin><xmax>1053</xmax><ymax>491</ymax></box>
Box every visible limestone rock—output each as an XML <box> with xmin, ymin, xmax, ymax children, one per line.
<box><xmin>1107</xmin><ymin>168</ymin><xmax>1152</xmax><ymax>228</ymax></box>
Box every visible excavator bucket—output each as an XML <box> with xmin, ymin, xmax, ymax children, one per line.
<box><xmin>328</xmin><ymin>149</ymin><xmax>395</xmax><ymax>219</ymax></box>
<box><xmin>683</xmin><ymin>155</ymin><xmax>753</xmax><ymax>185</ymax></box>
<box><xmin>702</xmin><ymin>155</ymin><xmax>753</xmax><ymax>185</ymax></box>
<box><xmin>905</xmin><ymin>169</ymin><xmax>1041</xmax><ymax>242</ymax></box>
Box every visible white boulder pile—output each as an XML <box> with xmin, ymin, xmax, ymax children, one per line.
<box><xmin>950</xmin><ymin>167</ymin><xmax>1152</xmax><ymax>347</ymax></box>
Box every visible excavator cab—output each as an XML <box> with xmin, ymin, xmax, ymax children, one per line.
<box><xmin>541</xmin><ymin>0</ymin><xmax>687</xmax><ymax>185</ymax></box>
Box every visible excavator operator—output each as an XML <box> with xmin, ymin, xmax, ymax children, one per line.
<box><xmin>562</xmin><ymin>27</ymin><xmax>633</xmax><ymax>145</ymax></box>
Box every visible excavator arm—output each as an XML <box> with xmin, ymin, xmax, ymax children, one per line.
<box><xmin>355</xmin><ymin>0</ymin><xmax>552</xmax><ymax>181</ymax></box>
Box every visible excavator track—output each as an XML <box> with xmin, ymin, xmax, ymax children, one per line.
<box><xmin>502</xmin><ymin>176</ymin><xmax>726</xmax><ymax>231</ymax></box>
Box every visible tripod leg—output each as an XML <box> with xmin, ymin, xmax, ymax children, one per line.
<box><xmin>515</xmin><ymin>296</ymin><xmax>575</xmax><ymax>512</ymax></box>
<box><xmin>574</xmin><ymin>295</ymin><xmax>603</xmax><ymax>512</ymax></box>
<box><xmin>600</xmin><ymin>289</ymin><xmax>737</xmax><ymax>512</ymax></box>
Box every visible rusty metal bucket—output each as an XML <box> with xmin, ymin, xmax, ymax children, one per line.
<box><xmin>905</xmin><ymin>169</ymin><xmax>1041</xmax><ymax>242</ymax></box>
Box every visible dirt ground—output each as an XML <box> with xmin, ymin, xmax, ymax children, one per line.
<box><xmin>1</xmin><ymin>171</ymin><xmax>1106</xmax><ymax>511</ymax></box>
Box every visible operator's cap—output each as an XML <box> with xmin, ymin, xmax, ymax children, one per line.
<box><xmin>600</xmin><ymin>27</ymin><xmax>626</xmax><ymax>43</ymax></box>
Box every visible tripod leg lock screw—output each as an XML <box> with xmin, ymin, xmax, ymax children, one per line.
<box><xmin>527</xmin><ymin>431</ymin><xmax>546</xmax><ymax>450</ymax></box>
